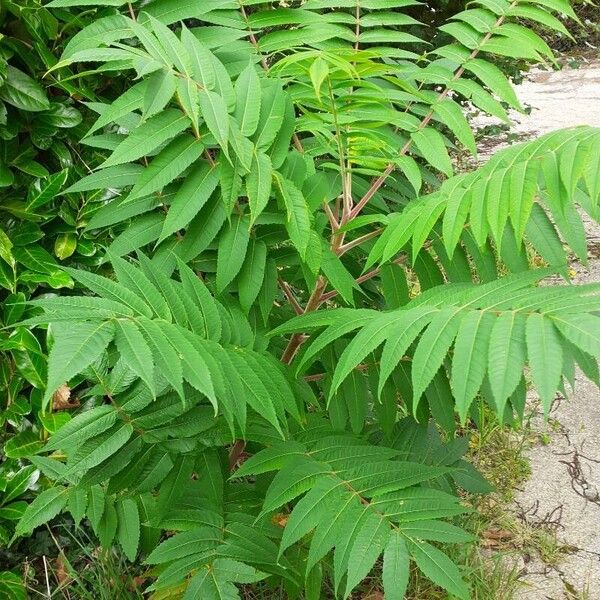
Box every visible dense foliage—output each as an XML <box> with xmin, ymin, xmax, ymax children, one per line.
<box><xmin>1</xmin><ymin>0</ymin><xmax>599</xmax><ymax>598</ymax></box>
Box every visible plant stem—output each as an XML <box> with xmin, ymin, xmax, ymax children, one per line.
<box><xmin>281</xmin><ymin>276</ymin><xmax>328</xmax><ymax>364</ymax></box>
<box><xmin>279</xmin><ymin>279</ymin><xmax>304</xmax><ymax>315</ymax></box>
<box><xmin>278</xmin><ymin>4</ymin><xmax>516</xmax><ymax>364</ymax></box>
<box><xmin>337</xmin><ymin>228</ymin><xmax>383</xmax><ymax>255</ymax></box>
<box><xmin>319</xmin><ymin>254</ymin><xmax>408</xmax><ymax>303</ymax></box>
<box><xmin>349</xmin><ymin>5</ymin><xmax>515</xmax><ymax>219</ymax></box>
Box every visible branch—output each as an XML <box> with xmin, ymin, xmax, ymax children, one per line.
<box><xmin>278</xmin><ymin>3</ymin><xmax>517</xmax><ymax>366</ymax></box>
<box><xmin>304</xmin><ymin>362</ymin><xmax>372</xmax><ymax>382</ymax></box>
<box><xmin>239</xmin><ymin>3</ymin><xmax>269</xmax><ymax>71</ymax></box>
<box><xmin>348</xmin><ymin>4</ymin><xmax>516</xmax><ymax>220</ymax></box>
<box><xmin>320</xmin><ymin>238</ymin><xmax>436</xmax><ymax>304</ymax></box>
<box><xmin>317</xmin><ymin>256</ymin><xmax>403</xmax><ymax>303</ymax></box>
<box><xmin>337</xmin><ymin>228</ymin><xmax>383</xmax><ymax>255</ymax></box>
<box><xmin>278</xmin><ymin>279</ymin><xmax>304</xmax><ymax>316</ymax></box>
<box><xmin>228</xmin><ymin>439</ymin><xmax>246</xmax><ymax>471</ymax></box>
<box><xmin>323</xmin><ymin>201</ymin><xmax>340</xmax><ymax>231</ymax></box>
<box><xmin>281</xmin><ymin>276</ymin><xmax>327</xmax><ymax>364</ymax></box>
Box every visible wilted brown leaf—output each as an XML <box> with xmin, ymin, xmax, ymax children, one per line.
<box><xmin>55</xmin><ymin>554</ymin><xmax>71</xmax><ymax>587</ymax></box>
<box><xmin>272</xmin><ymin>513</ymin><xmax>289</xmax><ymax>528</ymax></box>
<box><xmin>52</xmin><ymin>384</ymin><xmax>79</xmax><ymax>410</ymax></box>
<box><xmin>483</xmin><ymin>529</ymin><xmax>514</xmax><ymax>540</ymax></box>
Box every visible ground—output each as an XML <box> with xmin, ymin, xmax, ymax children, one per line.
<box><xmin>476</xmin><ymin>57</ymin><xmax>600</xmax><ymax>600</ymax></box>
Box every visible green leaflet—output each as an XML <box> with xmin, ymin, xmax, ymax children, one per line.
<box><xmin>330</xmin><ymin>311</ymin><xmax>410</xmax><ymax>399</ymax></box>
<box><xmin>273</xmin><ymin>173</ymin><xmax>311</xmax><ymax>259</ymax></box>
<box><xmin>44</xmin><ymin>321</ymin><xmax>115</xmax><ymax>409</ymax></box>
<box><xmin>227</xmin><ymin>350</ymin><xmax>283</xmax><ymax>435</ymax></box>
<box><xmin>246</xmin><ymin>150</ymin><xmax>272</xmax><ymax>224</ymax></box>
<box><xmin>306</xmin><ymin>493</ymin><xmax>361</xmax><ymax>574</ymax></box>
<box><xmin>63</xmin><ymin>268</ymin><xmax>152</xmax><ymax>317</ymax></box>
<box><xmin>180</xmin><ymin>26</ymin><xmax>216</xmax><ymax>90</ymax></box>
<box><xmin>177</xmin><ymin>258</ymin><xmax>222</xmax><ymax>341</ymax></box>
<box><xmin>128</xmin><ymin>135</ymin><xmax>205</xmax><ymax>201</ymax></box>
<box><xmin>237</xmin><ymin>240</ymin><xmax>267</xmax><ymax>314</ymax></box>
<box><xmin>138</xmin><ymin>253</ymin><xmax>189</xmax><ymax>326</ymax></box>
<box><xmin>177</xmin><ymin>73</ymin><xmax>200</xmax><ymax>135</ymax></box>
<box><xmin>29</xmin><ymin>296</ymin><xmax>133</xmax><ymax>319</ymax></box>
<box><xmin>183</xmin><ymin>559</ymin><xmax>264</xmax><ymax>600</ymax></box>
<box><xmin>64</xmin><ymin>164</ymin><xmax>143</xmax><ymax>193</ymax></box>
<box><xmin>85</xmin><ymin>193</ymin><xmax>160</xmax><ymax>231</ymax></box>
<box><xmin>199</xmin><ymin>90</ymin><xmax>230</xmax><ymax>153</ymax></box>
<box><xmin>451</xmin><ymin>310</ymin><xmax>495</xmax><ymax>423</ymax></box>
<box><xmin>279</xmin><ymin>478</ymin><xmax>341</xmax><ymax>556</ymax></box>
<box><xmin>411</xmin><ymin>127</ymin><xmax>453</xmax><ymax>177</ymax></box>
<box><xmin>15</xmin><ymin>487</ymin><xmax>68</xmax><ymax>536</ymax></box>
<box><xmin>45</xmin><ymin>406</ymin><xmax>118</xmax><ymax>452</ymax></box>
<box><xmin>114</xmin><ymin>320</ymin><xmax>155</xmax><ymax>396</ymax></box>
<box><xmin>394</xmin><ymin>155</ymin><xmax>422</xmax><ymax>194</ymax></box>
<box><xmin>156</xmin><ymin>322</ymin><xmax>217</xmax><ymax>410</ymax></box>
<box><xmin>4</xmin><ymin>431</ymin><xmax>43</xmax><ymax>459</ymax></box>
<box><xmin>61</xmin><ymin>12</ymin><xmax>130</xmax><ymax>56</ymax></box>
<box><xmin>262</xmin><ymin>461</ymin><xmax>331</xmax><ymax>515</ymax></box>
<box><xmin>233</xmin><ymin>441</ymin><xmax>306</xmax><ymax>479</ymax></box>
<box><xmin>67</xmin><ymin>422</ymin><xmax>133</xmax><ymax>476</ymax></box>
<box><xmin>553</xmin><ymin>314</ymin><xmax>600</xmax><ymax>358</ymax></box>
<box><xmin>526</xmin><ymin>313</ymin><xmax>563</xmax><ymax>414</ymax></box>
<box><xmin>146</xmin><ymin>527</ymin><xmax>221</xmax><ymax>564</ymax></box>
<box><xmin>67</xmin><ymin>488</ymin><xmax>88</xmax><ymax>527</ymax></box>
<box><xmin>378</xmin><ymin>306</ymin><xmax>438</xmax><ymax>397</ymax></box>
<box><xmin>408</xmin><ymin>541</ymin><xmax>469</xmax><ymax>600</ymax></box>
<box><xmin>229</xmin><ymin>120</ymin><xmax>254</xmax><ymax>171</ymax></box>
<box><xmin>309</xmin><ymin>56</ymin><xmax>329</xmax><ymax>101</ymax></box>
<box><xmin>344</xmin><ymin>513</ymin><xmax>390</xmax><ymax>597</ymax></box>
<box><xmin>96</xmin><ymin>496</ymin><xmax>117</xmax><ymax>548</ymax></box>
<box><xmin>399</xmin><ymin>520</ymin><xmax>474</xmax><ymax>543</ymax></box>
<box><xmin>295</xmin><ymin>310</ymin><xmax>376</xmax><ymax>373</ymax></box>
<box><xmin>253</xmin><ymin>81</ymin><xmax>286</xmax><ymax>150</ymax></box>
<box><xmin>487</xmin><ymin>312</ymin><xmax>527</xmax><ymax>413</ymax></box>
<box><xmin>84</xmin><ymin>79</ymin><xmax>147</xmax><ymax>136</ymax></box>
<box><xmin>100</xmin><ymin>109</ymin><xmax>190</xmax><ymax>168</ymax></box>
<box><xmin>219</xmin><ymin>153</ymin><xmax>244</xmax><ymax>214</ymax></box>
<box><xmin>158</xmin><ymin>455</ymin><xmax>195</xmax><ymax>514</ymax></box>
<box><xmin>216</xmin><ymin>215</ymin><xmax>250</xmax><ymax>293</ymax></box>
<box><xmin>235</xmin><ymin>63</ymin><xmax>262</xmax><ymax>137</ymax></box>
<box><xmin>107</xmin><ymin>213</ymin><xmax>164</xmax><ymax>257</ymax></box>
<box><xmin>160</xmin><ymin>162</ymin><xmax>220</xmax><ymax>242</ymax></box>
<box><xmin>525</xmin><ymin>202</ymin><xmax>568</xmax><ymax>269</ymax></box>
<box><xmin>87</xmin><ymin>485</ymin><xmax>105</xmax><ymax>532</ymax></box>
<box><xmin>116</xmin><ymin>497</ymin><xmax>140</xmax><ymax>561</ymax></box>
<box><xmin>383</xmin><ymin>532</ymin><xmax>409</xmax><ymax>600</ymax></box>
<box><xmin>463</xmin><ymin>57</ymin><xmax>522</xmax><ymax>110</ymax></box>
<box><xmin>144</xmin><ymin>69</ymin><xmax>177</xmax><ymax>119</ymax></box>
<box><xmin>433</xmin><ymin>99</ymin><xmax>477</xmax><ymax>156</ymax></box>
<box><xmin>320</xmin><ymin>244</ymin><xmax>357</xmax><ymax>306</ymax></box>
<box><xmin>441</xmin><ymin>187</ymin><xmax>472</xmax><ymax>258</ymax></box>
<box><xmin>411</xmin><ymin>308</ymin><xmax>463</xmax><ymax>410</ymax></box>
<box><xmin>110</xmin><ymin>255</ymin><xmax>171</xmax><ymax>321</ymax></box>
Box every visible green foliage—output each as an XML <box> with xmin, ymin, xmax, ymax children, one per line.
<box><xmin>0</xmin><ymin>2</ymin><xmax>121</xmax><ymax>497</ymax></box>
<box><xmin>2</xmin><ymin>0</ymin><xmax>599</xmax><ymax>598</ymax></box>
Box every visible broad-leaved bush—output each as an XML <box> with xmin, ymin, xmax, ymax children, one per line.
<box><xmin>3</xmin><ymin>0</ymin><xmax>600</xmax><ymax>599</ymax></box>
